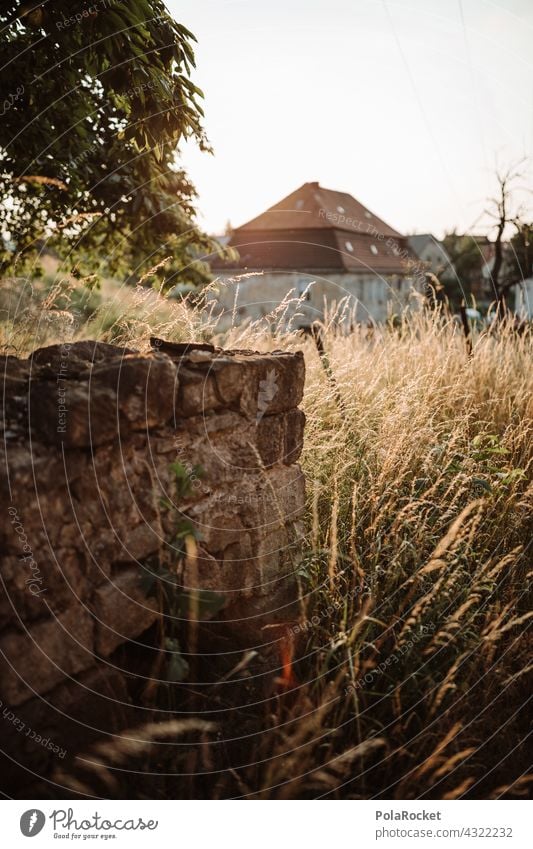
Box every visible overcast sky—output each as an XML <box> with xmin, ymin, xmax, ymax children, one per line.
<box><xmin>169</xmin><ymin>0</ymin><xmax>532</xmax><ymax>238</ymax></box>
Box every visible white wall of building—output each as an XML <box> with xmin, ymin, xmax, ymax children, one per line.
<box><xmin>514</xmin><ymin>277</ymin><xmax>533</xmax><ymax>318</ymax></box>
<box><xmin>417</xmin><ymin>242</ymin><xmax>451</xmax><ymax>275</ymax></box>
<box><xmin>208</xmin><ymin>270</ymin><xmax>415</xmax><ymax>328</ymax></box>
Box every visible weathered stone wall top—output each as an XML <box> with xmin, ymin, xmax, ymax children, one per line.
<box><xmin>3</xmin><ymin>337</ymin><xmax>305</xmax><ymax>448</ymax></box>
<box><xmin>0</xmin><ymin>338</ymin><xmax>306</xmax><ymax>749</ymax></box>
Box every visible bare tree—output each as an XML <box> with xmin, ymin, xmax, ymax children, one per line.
<box><xmin>484</xmin><ymin>159</ymin><xmax>530</xmax><ymax>316</ymax></box>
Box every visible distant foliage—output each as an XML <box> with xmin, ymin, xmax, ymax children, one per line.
<box><xmin>507</xmin><ymin>222</ymin><xmax>532</xmax><ymax>286</ymax></box>
<box><xmin>441</xmin><ymin>232</ymin><xmax>486</xmax><ymax>304</ymax></box>
<box><xmin>0</xmin><ymin>0</ymin><xmax>225</xmax><ymax>285</ymax></box>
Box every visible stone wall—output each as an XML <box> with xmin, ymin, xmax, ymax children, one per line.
<box><xmin>0</xmin><ymin>339</ymin><xmax>306</xmax><ymax>791</ymax></box>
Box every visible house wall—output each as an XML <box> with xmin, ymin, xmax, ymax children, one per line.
<box><xmin>514</xmin><ymin>276</ymin><xmax>533</xmax><ymax>318</ymax></box>
<box><xmin>210</xmin><ymin>271</ymin><xmax>414</xmax><ymax>328</ymax></box>
<box><xmin>412</xmin><ymin>240</ymin><xmax>453</xmax><ymax>277</ymax></box>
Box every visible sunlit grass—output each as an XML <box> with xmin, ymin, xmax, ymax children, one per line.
<box><xmin>3</xmin><ymin>275</ymin><xmax>532</xmax><ymax>799</ymax></box>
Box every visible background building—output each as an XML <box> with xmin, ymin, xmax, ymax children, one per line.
<box><xmin>408</xmin><ymin>234</ymin><xmax>454</xmax><ymax>279</ymax></box>
<box><xmin>211</xmin><ymin>182</ymin><xmax>416</xmax><ymax>326</ymax></box>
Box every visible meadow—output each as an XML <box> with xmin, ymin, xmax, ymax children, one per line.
<box><xmin>2</xmin><ymin>273</ymin><xmax>531</xmax><ymax>799</ymax></box>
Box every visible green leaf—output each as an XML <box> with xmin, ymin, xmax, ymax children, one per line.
<box><xmin>0</xmin><ymin>1</ymin><xmax>214</xmax><ymax>285</ymax></box>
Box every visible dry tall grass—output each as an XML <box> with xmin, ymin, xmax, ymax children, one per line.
<box><xmin>255</xmin><ymin>313</ymin><xmax>532</xmax><ymax>799</ymax></box>
<box><xmin>3</xmin><ymin>277</ymin><xmax>531</xmax><ymax>799</ymax></box>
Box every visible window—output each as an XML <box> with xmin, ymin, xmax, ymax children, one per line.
<box><xmin>337</xmin><ymin>205</ymin><xmax>345</xmax><ymax>213</ymax></box>
<box><xmin>370</xmin><ymin>244</ymin><xmax>378</xmax><ymax>255</ymax></box>
<box><xmin>365</xmin><ymin>211</ymin><xmax>372</xmax><ymax>219</ymax></box>
<box><xmin>345</xmin><ymin>241</ymin><xmax>354</xmax><ymax>252</ymax></box>
<box><xmin>295</xmin><ymin>199</ymin><xmax>304</xmax><ymax>209</ymax></box>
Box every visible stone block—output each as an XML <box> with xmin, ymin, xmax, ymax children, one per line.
<box><xmin>29</xmin><ymin>379</ymin><xmax>118</xmax><ymax>447</ymax></box>
<box><xmin>186</xmin><ymin>507</ymin><xmax>249</xmax><ymax>558</ymax></box>
<box><xmin>210</xmin><ymin>350</ymin><xmax>305</xmax><ymax>418</ymax></box>
<box><xmin>0</xmin><ymin>338</ymin><xmax>308</xmax><ymax>782</ymax></box>
<box><xmin>90</xmin><ymin>353</ymin><xmax>177</xmax><ymax>430</ymax></box>
<box><xmin>0</xmin><ymin>355</ymin><xmax>31</xmax><ymax>431</ymax></box>
<box><xmin>0</xmin><ymin>664</ymin><xmax>133</xmax><ymax>795</ymax></box>
<box><xmin>115</xmin><ymin>521</ymin><xmax>162</xmax><ymax>563</ymax></box>
<box><xmin>0</xmin><ymin>548</ymin><xmax>90</xmax><ymax>630</ymax></box>
<box><xmin>176</xmin><ymin>367</ymin><xmax>220</xmax><ymax>417</ymax></box>
<box><xmin>93</xmin><ymin>568</ymin><xmax>159</xmax><ymax>656</ymax></box>
<box><xmin>29</xmin><ymin>340</ymin><xmax>137</xmax><ymax>378</ymax></box>
<box><xmin>1</xmin><ymin>487</ymin><xmax>78</xmax><ymax>556</ymax></box>
<box><xmin>174</xmin><ymin>349</ymin><xmax>305</xmax><ymax>420</ymax></box>
<box><xmin>28</xmin><ymin>353</ymin><xmax>177</xmax><ymax>447</ymax></box>
<box><xmin>0</xmin><ymin>445</ymin><xmax>66</xmax><ymax>499</ymax></box>
<box><xmin>256</xmin><ymin>408</ymin><xmax>306</xmax><ymax>467</ymax></box>
<box><xmin>283</xmin><ymin>408</ymin><xmax>306</xmax><ymax>464</ymax></box>
<box><xmin>0</xmin><ymin>607</ymin><xmax>95</xmax><ymax>706</ymax></box>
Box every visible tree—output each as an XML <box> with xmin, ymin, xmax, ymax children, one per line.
<box><xmin>441</xmin><ymin>163</ymin><xmax>531</xmax><ymax>315</ymax></box>
<box><xmin>0</xmin><ymin>0</ymin><xmax>225</xmax><ymax>287</ymax></box>
<box><xmin>505</xmin><ymin>223</ymin><xmax>532</xmax><ymax>286</ymax></box>
<box><xmin>441</xmin><ymin>231</ymin><xmax>485</xmax><ymax>306</ymax></box>
<box><xmin>484</xmin><ymin>161</ymin><xmax>529</xmax><ymax>314</ymax></box>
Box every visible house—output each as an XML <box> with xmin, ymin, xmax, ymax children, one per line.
<box><xmin>210</xmin><ymin>182</ymin><xmax>416</xmax><ymax>326</ymax></box>
<box><xmin>408</xmin><ymin>234</ymin><xmax>454</xmax><ymax>279</ymax></box>
<box><xmin>514</xmin><ymin>276</ymin><xmax>533</xmax><ymax>318</ymax></box>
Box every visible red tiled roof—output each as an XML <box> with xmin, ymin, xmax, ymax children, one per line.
<box><xmin>210</xmin><ymin>183</ymin><xmax>412</xmax><ymax>274</ymax></box>
<box><xmin>213</xmin><ymin>228</ymin><xmax>412</xmax><ymax>274</ymax></box>
<box><xmin>211</xmin><ymin>229</ymin><xmax>411</xmax><ymax>274</ymax></box>
<box><xmin>236</xmin><ymin>181</ymin><xmax>403</xmax><ymax>239</ymax></box>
